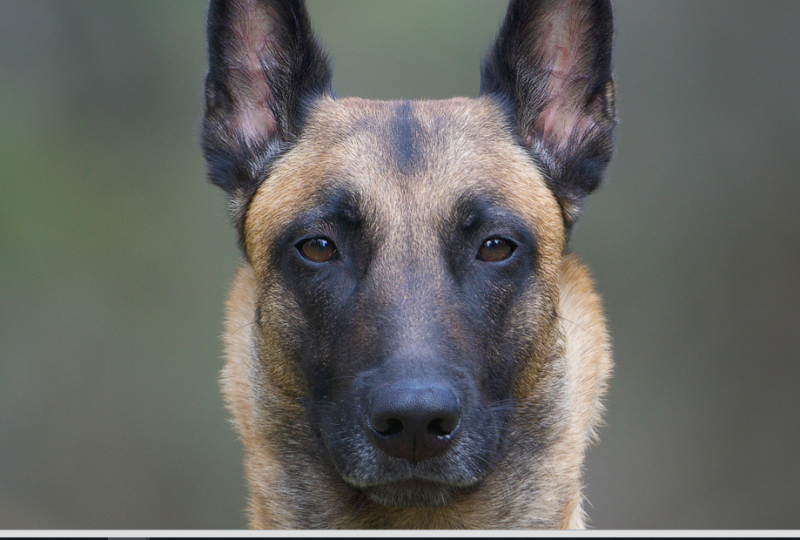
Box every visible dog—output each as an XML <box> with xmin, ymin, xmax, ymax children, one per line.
<box><xmin>202</xmin><ymin>0</ymin><xmax>615</xmax><ymax>529</ymax></box>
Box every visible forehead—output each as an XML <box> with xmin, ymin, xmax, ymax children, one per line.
<box><xmin>244</xmin><ymin>96</ymin><xmax>564</xmax><ymax>266</ymax></box>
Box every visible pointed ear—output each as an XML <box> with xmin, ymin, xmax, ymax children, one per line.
<box><xmin>202</xmin><ymin>0</ymin><xmax>331</xmax><ymax>206</ymax></box>
<box><xmin>481</xmin><ymin>0</ymin><xmax>616</xmax><ymax>225</ymax></box>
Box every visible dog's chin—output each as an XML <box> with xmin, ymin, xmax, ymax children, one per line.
<box><xmin>361</xmin><ymin>480</ymin><xmax>457</xmax><ymax>507</ymax></box>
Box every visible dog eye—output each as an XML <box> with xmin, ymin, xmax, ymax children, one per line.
<box><xmin>477</xmin><ymin>237</ymin><xmax>515</xmax><ymax>262</ymax></box>
<box><xmin>298</xmin><ymin>237</ymin><xmax>337</xmax><ymax>263</ymax></box>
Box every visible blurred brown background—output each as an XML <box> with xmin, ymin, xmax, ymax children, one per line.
<box><xmin>1</xmin><ymin>0</ymin><xmax>798</xmax><ymax>529</ymax></box>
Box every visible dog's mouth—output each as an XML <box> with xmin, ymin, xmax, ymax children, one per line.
<box><xmin>359</xmin><ymin>479</ymin><xmax>462</xmax><ymax>507</ymax></box>
<box><xmin>323</xmin><ymin>419</ymin><xmax>497</xmax><ymax>508</ymax></box>
<box><xmin>334</xmin><ymin>447</ymin><xmax>491</xmax><ymax>508</ymax></box>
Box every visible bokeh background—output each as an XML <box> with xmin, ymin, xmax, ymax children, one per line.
<box><xmin>1</xmin><ymin>0</ymin><xmax>799</xmax><ymax>529</ymax></box>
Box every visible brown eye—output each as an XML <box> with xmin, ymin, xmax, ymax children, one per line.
<box><xmin>477</xmin><ymin>237</ymin><xmax>515</xmax><ymax>262</ymax></box>
<box><xmin>299</xmin><ymin>237</ymin><xmax>336</xmax><ymax>263</ymax></box>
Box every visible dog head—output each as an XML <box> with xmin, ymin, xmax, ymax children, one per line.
<box><xmin>203</xmin><ymin>0</ymin><xmax>614</xmax><ymax>515</ymax></box>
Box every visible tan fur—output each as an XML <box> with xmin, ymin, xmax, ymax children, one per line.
<box><xmin>222</xmin><ymin>250</ymin><xmax>610</xmax><ymax>528</ymax></box>
<box><xmin>220</xmin><ymin>96</ymin><xmax>612</xmax><ymax>529</ymax></box>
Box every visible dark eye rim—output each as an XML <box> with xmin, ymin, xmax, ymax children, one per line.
<box><xmin>296</xmin><ymin>236</ymin><xmax>338</xmax><ymax>263</ymax></box>
<box><xmin>476</xmin><ymin>236</ymin><xmax>517</xmax><ymax>263</ymax></box>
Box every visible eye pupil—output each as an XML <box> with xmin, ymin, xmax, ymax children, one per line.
<box><xmin>300</xmin><ymin>237</ymin><xmax>336</xmax><ymax>263</ymax></box>
<box><xmin>477</xmin><ymin>237</ymin><xmax>514</xmax><ymax>262</ymax></box>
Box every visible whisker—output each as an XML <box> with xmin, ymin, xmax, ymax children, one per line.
<box><xmin>555</xmin><ymin>313</ymin><xmax>591</xmax><ymax>336</ymax></box>
<box><xmin>228</xmin><ymin>319</ymin><xmax>257</xmax><ymax>336</ymax></box>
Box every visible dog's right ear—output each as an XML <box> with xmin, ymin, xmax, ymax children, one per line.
<box><xmin>202</xmin><ymin>0</ymin><xmax>331</xmax><ymax>221</ymax></box>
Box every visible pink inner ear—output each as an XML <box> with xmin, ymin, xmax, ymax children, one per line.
<box><xmin>530</xmin><ymin>1</ymin><xmax>598</xmax><ymax>149</ymax></box>
<box><xmin>227</xmin><ymin>0</ymin><xmax>280</xmax><ymax>144</ymax></box>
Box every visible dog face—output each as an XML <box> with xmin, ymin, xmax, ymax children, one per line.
<box><xmin>244</xmin><ymin>97</ymin><xmax>567</xmax><ymax>506</ymax></box>
<box><xmin>203</xmin><ymin>0</ymin><xmax>615</xmax><ymax>527</ymax></box>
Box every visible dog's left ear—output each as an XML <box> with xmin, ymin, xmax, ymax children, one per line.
<box><xmin>481</xmin><ymin>0</ymin><xmax>616</xmax><ymax>225</ymax></box>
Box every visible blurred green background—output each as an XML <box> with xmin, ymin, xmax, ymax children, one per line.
<box><xmin>1</xmin><ymin>0</ymin><xmax>799</xmax><ymax>529</ymax></box>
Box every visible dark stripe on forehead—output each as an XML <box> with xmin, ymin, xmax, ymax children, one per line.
<box><xmin>388</xmin><ymin>101</ymin><xmax>426</xmax><ymax>176</ymax></box>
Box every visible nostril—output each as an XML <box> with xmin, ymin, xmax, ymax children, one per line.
<box><xmin>375</xmin><ymin>417</ymin><xmax>403</xmax><ymax>437</ymax></box>
<box><xmin>427</xmin><ymin>417</ymin><xmax>458</xmax><ymax>437</ymax></box>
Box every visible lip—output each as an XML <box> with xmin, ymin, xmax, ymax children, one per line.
<box><xmin>334</xmin><ymin>443</ymin><xmax>487</xmax><ymax>493</ymax></box>
<box><xmin>360</xmin><ymin>479</ymin><xmax>461</xmax><ymax>508</ymax></box>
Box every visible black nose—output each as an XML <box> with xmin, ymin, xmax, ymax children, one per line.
<box><xmin>368</xmin><ymin>382</ymin><xmax>461</xmax><ymax>462</ymax></box>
